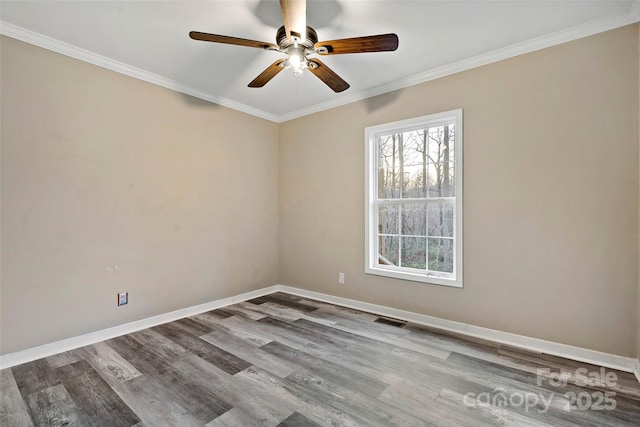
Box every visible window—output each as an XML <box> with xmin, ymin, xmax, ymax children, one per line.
<box><xmin>365</xmin><ymin>109</ymin><xmax>463</xmax><ymax>287</ymax></box>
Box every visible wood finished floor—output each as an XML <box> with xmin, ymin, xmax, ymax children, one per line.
<box><xmin>2</xmin><ymin>292</ymin><xmax>639</xmax><ymax>426</ymax></box>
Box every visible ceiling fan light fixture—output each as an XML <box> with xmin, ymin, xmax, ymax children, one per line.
<box><xmin>284</xmin><ymin>46</ymin><xmax>307</xmax><ymax>76</ymax></box>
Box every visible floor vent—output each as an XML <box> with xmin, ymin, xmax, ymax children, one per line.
<box><xmin>374</xmin><ymin>317</ymin><xmax>407</xmax><ymax>328</ymax></box>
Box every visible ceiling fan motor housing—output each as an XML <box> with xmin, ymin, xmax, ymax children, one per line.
<box><xmin>276</xmin><ymin>25</ymin><xmax>318</xmax><ymax>50</ymax></box>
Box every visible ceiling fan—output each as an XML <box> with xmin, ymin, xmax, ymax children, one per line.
<box><xmin>189</xmin><ymin>0</ymin><xmax>399</xmax><ymax>93</ymax></box>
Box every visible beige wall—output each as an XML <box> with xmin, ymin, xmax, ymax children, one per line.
<box><xmin>2</xmin><ymin>25</ymin><xmax>639</xmax><ymax>359</ymax></box>
<box><xmin>0</xmin><ymin>36</ymin><xmax>280</xmax><ymax>355</ymax></box>
<box><xmin>280</xmin><ymin>25</ymin><xmax>639</xmax><ymax>357</ymax></box>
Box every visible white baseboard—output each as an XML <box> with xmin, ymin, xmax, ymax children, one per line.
<box><xmin>276</xmin><ymin>285</ymin><xmax>639</xmax><ymax>374</ymax></box>
<box><xmin>2</xmin><ymin>283</ymin><xmax>639</xmax><ymax>384</ymax></box>
<box><xmin>0</xmin><ymin>285</ymin><xmax>279</xmax><ymax>369</ymax></box>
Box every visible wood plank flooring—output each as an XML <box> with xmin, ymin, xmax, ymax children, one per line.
<box><xmin>1</xmin><ymin>292</ymin><xmax>639</xmax><ymax>426</ymax></box>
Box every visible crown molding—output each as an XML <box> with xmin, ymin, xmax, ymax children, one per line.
<box><xmin>2</xmin><ymin>4</ymin><xmax>639</xmax><ymax>124</ymax></box>
<box><xmin>278</xmin><ymin>5</ymin><xmax>640</xmax><ymax>122</ymax></box>
<box><xmin>0</xmin><ymin>21</ymin><xmax>280</xmax><ymax>123</ymax></box>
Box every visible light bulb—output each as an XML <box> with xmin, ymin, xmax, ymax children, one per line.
<box><xmin>289</xmin><ymin>52</ymin><xmax>304</xmax><ymax>75</ymax></box>
<box><xmin>286</xmin><ymin>45</ymin><xmax>307</xmax><ymax>77</ymax></box>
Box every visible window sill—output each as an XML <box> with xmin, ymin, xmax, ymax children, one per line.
<box><xmin>365</xmin><ymin>266</ymin><xmax>463</xmax><ymax>288</ymax></box>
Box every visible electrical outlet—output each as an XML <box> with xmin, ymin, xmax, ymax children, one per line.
<box><xmin>339</xmin><ymin>272</ymin><xmax>345</xmax><ymax>284</ymax></box>
<box><xmin>118</xmin><ymin>292</ymin><xmax>128</xmax><ymax>306</ymax></box>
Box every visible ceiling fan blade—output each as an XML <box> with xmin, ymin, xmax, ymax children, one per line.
<box><xmin>189</xmin><ymin>32</ymin><xmax>277</xmax><ymax>50</ymax></box>
<box><xmin>308</xmin><ymin>59</ymin><xmax>349</xmax><ymax>93</ymax></box>
<box><xmin>315</xmin><ymin>33</ymin><xmax>399</xmax><ymax>55</ymax></box>
<box><xmin>248</xmin><ymin>60</ymin><xmax>286</xmax><ymax>88</ymax></box>
<box><xmin>280</xmin><ymin>0</ymin><xmax>306</xmax><ymax>40</ymax></box>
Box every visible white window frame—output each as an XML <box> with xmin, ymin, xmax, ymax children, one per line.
<box><xmin>365</xmin><ymin>109</ymin><xmax>463</xmax><ymax>288</ymax></box>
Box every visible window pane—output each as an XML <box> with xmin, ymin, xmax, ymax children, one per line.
<box><xmin>428</xmin><ymin>238</ymin><xmax>454</xmax><ymax>273</ymax></box>
<box><xmin>377</xmin><ymin>135</ymin><xmax>398</xmax><ymax>169</ymax></box>
<box><xmin>428</xmin><ymin>126</ymin><xmax>454</xmax><ymax>163</ymax></box>
<box><xmin>401</xmin><ymin>237</ymin><xmax>426</xmax><ymax>269</ymax></box>
<box><xmin>378</xmin><ymin>169</ymin><xmax>400</xmax><ymax>199</ymax></box>
<box><xmin>378</xmin><ymin>205</ymin><xmax>399</xmax><ymax>235</ymax></box>
<box><xmin>441</xmin><ymin>162</ymin><xmax>455</xmax><ymax>197</ymax></box>
<box><xmin>427</xmin><ymin>128</ymin><xmax>443</xmax><ymax>163</ymax></box>
<box><xmin>427</xmin><ymin>162</ymin><xmax>454</xmax><ymax>197</ymax></box>
<box><xmin>401</xmin><ymin>204</ymin><xmax>426</xmax><ymax>236</ymax></box>
<box><xmin>379</xmin><ymin>236</ymin><xmax>399</xmax><ymax>266</ymax></box>
<box><xmin>447</xmin><ymin>125</ymin><xmax>456</xmax><ymax>159</ymax></box>
<box><xmin>427</xmin><ymin>202</ymin><xmax>454</xmax><ymax>237</ymax></box>
<box><xmin>426</xmin><ymin>163</ymin><xmax>438</xmax><ymax>197</ymax></box>
<box><xmin>402</xmin><ymin>165</ymin><xmax>427</xmax><ymax>198</ymax></box>
<box><xmin>402</xmin><ymin>130</ymin><xmax>426</xmax><ymax>167</ymax></box>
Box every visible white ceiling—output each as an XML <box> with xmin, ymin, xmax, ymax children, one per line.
<box><xmin>1</xmin><ymin>1</ymin><xmax>638</xmax><ymax>122</ymax></box>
